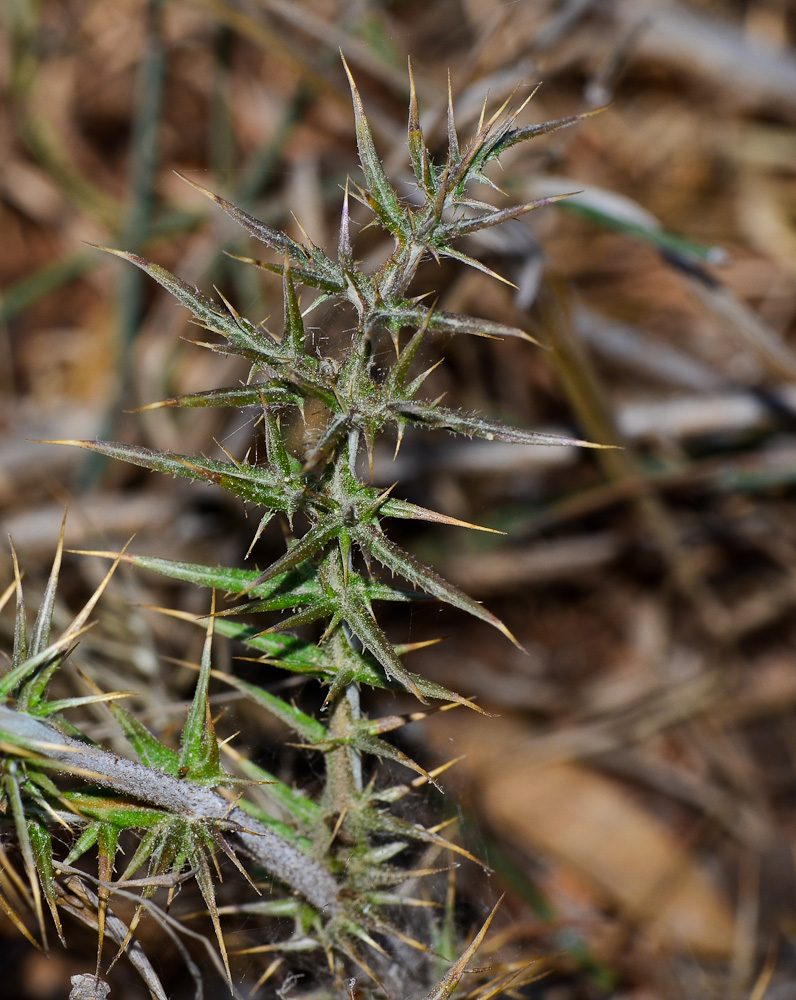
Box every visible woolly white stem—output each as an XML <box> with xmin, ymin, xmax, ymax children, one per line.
<box><xmin>0</xmin><ymin>705</ymin><xmax>340</xmax><ymax>915</ymax></box>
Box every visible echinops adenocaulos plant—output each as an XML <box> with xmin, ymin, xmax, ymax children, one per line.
<box><xmin>0</xmin><ymin>59</ymin><xmax>603</xmax><ymax>1000</ymax></box>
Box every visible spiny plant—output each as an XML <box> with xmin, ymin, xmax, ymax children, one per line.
<box><xmin>0</xmin><ymin>60</ymin><xmax>603</xmax><ymax>999</ymax></box>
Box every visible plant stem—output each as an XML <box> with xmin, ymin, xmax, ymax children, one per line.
<box><xmin>0</xmin><ymin>705</ymin><xmax>340</xmax><ymax>915</ymax></box>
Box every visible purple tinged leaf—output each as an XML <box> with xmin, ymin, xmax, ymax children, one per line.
<box><xmin>175</xmin><ymin>172</ymin><xmax>310</xmax><ymax>264</ymax></box>
<box><xmin>437</xmin><ymin>244</ymin><xmax>518</xmax><ymax>288</ymax></box>
<box><xmin>225</xmin><ymin>252</ymin><xmax>345</xmax><ymax>295</ymax></box>
<box><xmin>438</xmin><ymin>192</ymin><xmax>577</xmax><ymax>241</ymax></box>
<box><xmin>388</xmin><ymin>303</ymin><xmax>539</xmax><ymax>343</ymax></box>
<box><xmin>393</xmin><ymin>404</ymin><xmax>612</xmax><ymax>449</ymax></box>
<box><xmin>407</xmin><ymin>58</ymin><xmax>433</xmax><ymax>196</ymax></box>
<box><xmin>214</xmin><ymin>285</ymin><xmax>281</xmax><ymax>348</ymax></box>
<box><xmin>494</xmin><ymin>106</ymin><xmax>607</xmax><ymax>156</ymax></box>
<box><xmin>90</xmin><ymin>246</ymin><xmax>224</xmax><ymax>328</ymax></box>
<box><xmin>338</xmin><ymin>178</ymin><xmax>354</xmax><ymax>264</ymax></box>
<box><xmin>91</xmin><ymin>246</ymin><xmax>279</xmax><ymax>360</ymax></box>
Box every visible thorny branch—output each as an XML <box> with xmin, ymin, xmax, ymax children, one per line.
<box><xmin>0</xmin><ymin>705</ymin><xmax>341</xmax><ymax>915</ymax></box>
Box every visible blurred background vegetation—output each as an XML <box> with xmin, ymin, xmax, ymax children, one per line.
<box><xmin>4</xmin><ymin>1</ymin><xmax>796</xmax><ymax>997</ymax></box>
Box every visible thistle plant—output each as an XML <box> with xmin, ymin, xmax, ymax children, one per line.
<box><xmin>0</xmin><ymin>62</ymin><xmax>601</xmax><ymax>1000</ymax></box>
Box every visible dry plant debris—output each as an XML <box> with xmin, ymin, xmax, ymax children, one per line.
<box><xmin>3</xmin><ymin>2</ymin><xmax>796</xmax><ymax>999</ymax></box>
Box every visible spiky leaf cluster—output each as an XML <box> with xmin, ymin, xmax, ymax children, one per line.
<box><xmin>3</xmin><ymin>63</ymin><xmax>602</xmax><ymax>997</ymax></box>
<box><xmin>0</xmin><ymin>543</ymin><xmax>487</xmax><ymax>994</ymax></box>
<box><xmin>64</xmin><ymin>62</ymin><xmax>599</xmax><ymax>704</ymax></box>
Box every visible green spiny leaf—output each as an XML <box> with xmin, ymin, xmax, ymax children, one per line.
<box><xmin>91</xmin><ymin>247</ymin><xmax>231</xmax><ymax>333</ymax></box>
<box><xmin>488</xmin><ymin>106</ymin><xmax>606</xmax><ymax>160</ymax></box>
<box><xmin>4</xmin><ymin>767</ymin><xmax>46</xmax><ymax>944</ymax></box>
<box><xmin>342</xmin><ymin>55</ymin><xmax>407</xmax><ymax>238</ymax></box>
<box><xmin>358</xmin><ymin>523</ymin><xmax>522</xmax><ymax>649</ymax></box>
<box><xmin>422</xmin><ymin>898</ymin><xmax>502</xmax><ymax>1000</ymax></box>
<box><xmin>225</xmin><ymin>252</ymin><xmax>346</xmax><ymax>296</ymax></box>
<box><xmin>135</xmin><ymin>384</ymin><xmax>302</xmax><ymax>411</ymax></box>
<box><xmin>190</xmin><ymin>839</ymin><xmax>231</xmax><ymax>984</ymax></box>
<box><xmin>407</xmin><ymin>58</ymin><xmax>434</xmax><ymax>196</ymax></box>
<box><xmin>27</xmin><ymin>819</ymin><xmax>62</xmax><ymax>943</ymax></box>
<box><xmin>386</xmin><ymin>302</ymin><xmax>538</xmax><ymax>342</ymax></box>
<box><xmin>385</xmin><ymin>309</ymin><xmax>433</xmax><ymax>394</ymax></box>
<box><xmin>220</xmin><ymin>742</ymin><xmax>320</xmax><ymax>829</ymax></box>
<box><xmin>210</xmin><ymin>670</ymin><xmax>327</xmax><ymax>744</ymax></box>
<box><xmin>282</xmin><ymin>255</ymin><xmax>307</xmax><ymax>358</ymax></box>
<box><xmin>92</xmin><ymin>246</ymin><xmax>287</xmax><ymax>363</ymax></box>
<box><xmin>65</xmin><ymin>794</ymin><xmax>168</xmax><ymax>829</ymax></box>
<box><xmin>253</xmin><ymin>596</ymin><xmax>337</xmax><ymax>632</ymax></box>
<box><xmin>179</xmin><ymin>601</ymin><xmax>222</xmax><ymax>783</ymax></box>
<box><xmin>74</xmin><ymin>551</ymin><xmax>321</xmax><ymax>602</ymax></box>
<box><xmin>262</xmin><ymin>404</ymin><xmax>293</xmax><ymax>483</ymax></box>
<box><xmin>0</xmin><ymin>631</ymin><xmax>83</xmax><ymax>701</ymax></box>
<box><xmin>436</xmin><ymin>192</ymin><xmax>574</xmax><ymax>242</ymax></box>
<box><xmin>332</xmin><ymin>586</ymin><xmax>423</xmax><ymax>700</ymax></box>
<box><xmin>9</xmin><ymin>542</ymin><xmax>27</xmax><ymax>670</ymax></box>
<box><xmin>108</xmin><ymin>701</ymin><xmax>180</xmax><ymax>777</ymax></box>
<box><xmin>176</xmin><ymin>173</ymin><xmax>314</xmax><ymax>266</ymax></box>
<box><xmin>34</xmin><ymin>691</ymin><xmax>135</xmax><ymax>717</ymax></box>
<box><xmin>172</xmin><ymin>610</ymin><xmax>482</xmax><ymax>708</ymax></box>
<box><xmin>445</xmin><ymin>72</ymin><xmax>461</xmax><ymax>172</ymax></box>
<box><xmin>435</xmin><ymin>244</ymin><xmax>518</xmax><ymax>289</ymax></box>
<box><xmin>393</xmin><ymin>403</ymin><xmax>611</xmax><ymax>449</ymax></box>
<box><xmin>29</xmin><ymin>511</ymin><xmax>66</xmax><ymax>658</ymax></box>
<box><xmin>54</xmin><ymin>441</ymin><xmax>299</xmax><ymax>513</ymax></box>
<box><xmin>235</xmin><ymin>514</ymin><xmax>344</xmax><ymax>594</ymax></box>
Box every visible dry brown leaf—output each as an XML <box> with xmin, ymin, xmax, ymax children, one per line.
<box><xmin>428</xmin><ymin>713</ymin><xmax>735</xmax><ymax>957</ymax></box>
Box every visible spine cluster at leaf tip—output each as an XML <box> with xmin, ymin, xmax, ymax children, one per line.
<box><xmin>0</xmin><ymin>60</ymin><xmax>598</xmax><ymax>1000</ymax></box>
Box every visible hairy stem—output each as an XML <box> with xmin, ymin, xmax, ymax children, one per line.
<box><xmin>0</xmin><ymin>705</ymin><xmax>340</xmax><ymax>915</ymax></box>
